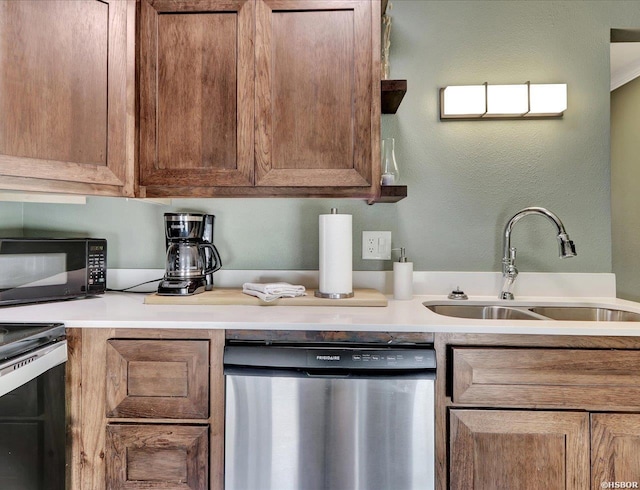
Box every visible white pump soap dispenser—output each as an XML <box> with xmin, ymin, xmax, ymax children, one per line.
<box><xmin>393</xmin><ymin>247</ymin><xmax>413</xmax><ymax>300</ymax></box>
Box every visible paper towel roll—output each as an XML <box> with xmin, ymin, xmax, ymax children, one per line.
<box><xmin>317</xmin><ymin>210</ymin><xmax>353</xmax><ymax>298</ymax></box>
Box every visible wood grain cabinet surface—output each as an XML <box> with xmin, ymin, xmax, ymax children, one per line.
<box><xmin>437</xmin><ymin>335</ymin><xmax>640</xmax><ymax>490</ymax></box>
<box><xmin>453</xmin><ymin>347</ymin><xmax>640</xmax><ymax>410</ymax></box>
<box><xmin>450</xmin><ymin>409</ymin><xmax>590</xmax><ymax>490</ymax></box>
<box><xmin>450</xmin><ymin>412</ymin><xmax>640</xmax><ymax>490</ymax></box>
<box><xmin>138</xmin><ymin>0</ymin><xmax>255</xmax><ymax>190</ymax></box>
<box><xmin>255</xmin><ymin>0</ymin><xmax>374</xmax><ymax>188</ymax></box>
<box><xmin>591</xmin><ymin>413</ymin><xmax>640</xmax><ymax>488</ymax></box>
<box><xmin>139</xmin><ymin>0</ymin><xmax>381</xmax><ymax>200</ymax></box>
<box><xmin>106</xmin><ymin>339</ymin><xmax>210</xmax><ymax>419</ymax></box>
<box><xmin>1</xmin><ymin>0</ymin><xmax>381</xmax><ymax>200</ymax></box>
<box><xmin>67</xmin><ymin>328</ymin><xmax>224</xmax><ymax>490</ymax></box>
<box><xmin>106</xmin><ymin>424</ymin><xmax>209</xmax><ymax>489</ymax></box>
<box><xmin>0</xmin><ymin>0</ymin><xmax>135</xmax><ymax>196</ymax></box>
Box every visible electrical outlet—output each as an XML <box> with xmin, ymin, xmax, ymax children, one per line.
<box><xmin>362</xmin><ymin>231</ymin><xmax>392</xmax><ymax>260</ymax></box>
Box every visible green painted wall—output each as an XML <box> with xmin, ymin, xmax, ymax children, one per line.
<box><xmin>0</xmin><ymin>202</ymin><xmax>24</xmax><ymax>237</ymax></box>
<box><xmin>6</xmin><ymin>1</ymin><xmax>640</xmax><ymax>275</ymax></box>
<box><xmin>612</xmin><ymin>75</ymin><xmax>640</xmax><ymax>301</ymax></box>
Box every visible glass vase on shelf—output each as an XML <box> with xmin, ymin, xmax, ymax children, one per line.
<box><xmin>381</xmin><ymin>137</ymin><xmax>399</xmax><ymax>186</ymax></box>
<box><xmin>381</xmin><ymin>1</ymin><xmax>392</xmax><ymax>79</ymax></box>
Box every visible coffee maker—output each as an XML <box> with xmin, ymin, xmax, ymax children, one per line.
<box><xmin>157</xmin><ymin>213</ymin><xmax>222</xmax><ymax>295</ymax></box>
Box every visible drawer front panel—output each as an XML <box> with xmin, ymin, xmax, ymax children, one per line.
<box><xmin>453</xmin><ymin>348</ymin><xmax>640</xmax><ymax>410</ymax></box>
<box><xmin>128</xmin><ymin>360</ymin><xmax>189</xmax><ymax>397</ymax></box>
<box><xmin>106</xmin><ymin>339</ymin><xmax>209</xmax><ymax>418</ymax></box>
<box><xmin>106</xmin><ymin>424</ymin><xmax>208</xmax><ymax>489</ymax></box>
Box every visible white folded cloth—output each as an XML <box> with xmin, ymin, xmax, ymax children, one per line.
<box><xmin>242</xmin><ymin>282</ymin><xmax>307</xmax><ymax>302</ymax></box>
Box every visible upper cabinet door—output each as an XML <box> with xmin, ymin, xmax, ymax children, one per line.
<box><xmin>255</xmin><ymin>0</ymin><xmax>375</xmax><ymax>187</ymax></box>
<box><xmin>0</xmin><ymin>0</ymin><xmax>134</xmax><ymax>196</ymax></box>
<box><xmin>139</xmin><ymin>0</ymin><xmax>254</xmax><ymax>190</ymax></box>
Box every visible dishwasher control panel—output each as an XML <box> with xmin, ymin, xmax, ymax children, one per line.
<box><xmin>224</xmin><ymin>345</ymin><xmax>436</xmax><ymax>371</ymax></box>
<box><xmin>307</xmin><ymin>349</ymin><xmax>436</xmax><ymax>369</ymax></box>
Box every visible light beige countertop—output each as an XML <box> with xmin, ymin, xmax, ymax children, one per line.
<box><xmin>3</xmin><ymin>290</ymin><xmax>640</xmax><ymax>336</ymax></box>
<box><xmin>1</xmin><ymin>270</ymin><xmax>636</xmax><ymax>335</ymax></box>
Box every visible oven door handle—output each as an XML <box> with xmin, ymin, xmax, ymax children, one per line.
<box><xmin>0</xmin><ymin>340</ymin><xmax>67</xmax><ymax>398</ymax></box>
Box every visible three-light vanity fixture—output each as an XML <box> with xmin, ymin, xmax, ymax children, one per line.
<box><xmin>440</xmin><ymin>82</ymin><xmax>567</xmax><ymax>120</ymax></box>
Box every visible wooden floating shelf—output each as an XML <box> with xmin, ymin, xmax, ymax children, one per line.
<box><xmin>381</xmin><ymin>79</ymin><xmax>407</xmax><ymax>114</ymax></box>
<box><xmin>370</xmin><ymin>185</ymin><xmax>407</xmax><ymax>204</ymax></box>
<box><xmin>378</xmin><ymin>5</ymin><xmax>406</xmax><ymax>203</ymax></box>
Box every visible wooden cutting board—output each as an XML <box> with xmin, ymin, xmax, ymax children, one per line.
<box><xmin>144</xmin><ymin>288</ymin><xmax>388</xmax><ymax>307</ymax></box>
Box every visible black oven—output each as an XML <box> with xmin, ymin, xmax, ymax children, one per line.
<box><xmin>0</xmin><ymin>238</ymin><xmax>106</xmax><ymax>306</ymax></box>
<box><xmin>0</xmin><ymin>323</ymin><xmax>66</xmax><ymax>489</ymax></box>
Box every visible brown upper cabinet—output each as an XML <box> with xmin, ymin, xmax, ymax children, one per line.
<box><xmin>139</xmin><ymin>0</ymin><xmax>381</xmax><ymax>200</ymax></box>
<box><xmin>138</xmin><ymin>0</ymin><xmax>255</xmax><ymax>191</ymax></box>
<box><xmin>1</xmin><ymin>0</ymin><xmax>381</xmax><ymax>201</ymax></box>
<box><xmin>0</xmin><ymin>0</ymin><xmax>135</xmax><ymax>197</ymax></box>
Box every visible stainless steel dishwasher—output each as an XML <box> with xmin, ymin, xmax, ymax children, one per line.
<box><xmin>224</xmin><ymin>343</ymin><xmax>436</xmax><ymax>490</ymax></box>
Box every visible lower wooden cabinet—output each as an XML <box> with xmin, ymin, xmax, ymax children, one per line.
<box><xmin>452</xmin><ymin>347</ymin><xmax>640</xmax><ymax>410</ymax></box>
<box><xmin>67</xmin><ymin>328</ymin><xmax>224</xmax><ymax>490</ymax></box>
<box><xmin>591</xmin><ymin>413</ymin><xmax>640</xmax><ymax>488</ymax></box>
<box><xmin>106</xmin><ymin>339</ymin><xmax>210</xmax><ymax>419</ymax></box>
<box><xmin>438</xmin><ymin>337</ymin><xmax>640</xmax><ymax>490</ymax></box>
<box><xmin>106</xmin><ymin>424</ymin><xmax>209</xmax><ymax>489</ymax></box>
<box><xmin>450</xmin><ymin>409</ymin><xmax>640</xmax><ymax>490</ymax></box>
<box><xmin>450</xmin><ymin>409</ymin><xmax>589</xmax><ymax>490</ymax></box>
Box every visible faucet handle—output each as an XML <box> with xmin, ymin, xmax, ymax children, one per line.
<box><xmin>502</xmin><ymin>247</ymin><xmax>517</xmax><ymax>275</ymax></box>
<box><xmin>502</xmin><ymin>247</ymin><xmax>516</xmax><ymax>264</ymax></box>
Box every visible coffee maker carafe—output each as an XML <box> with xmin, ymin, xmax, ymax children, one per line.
<box><xmin>157</xmin><ymin>213</ymin><xmax>222</xmax><ymax>295</ymax></box>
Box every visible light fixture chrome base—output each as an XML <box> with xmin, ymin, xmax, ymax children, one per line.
<box><xmin>314</xmin><ymin>291</ymin><xmax>354</xmax><ymax>299</ymax></box>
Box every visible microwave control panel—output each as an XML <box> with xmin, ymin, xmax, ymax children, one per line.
<box><xmin>87</xmin><ymin>240</ymin><xmax>107</xmax><ymax>293</ymax></box>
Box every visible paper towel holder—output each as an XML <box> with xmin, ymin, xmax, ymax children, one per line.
<box><xmin>315</xmin><ymin>207</ymin><xmax>355</xmax><ymax>299</ymax></box>
<box><xmin>314</xmin><ymin>291</ymin><xmax>355</xmax><ymax>299</ymax></box>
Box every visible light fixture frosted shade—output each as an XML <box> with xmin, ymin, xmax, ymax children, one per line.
<box><xmin>440</xmin><ymin>82</ymin><xmax>567</xmax><ymax>119</ymax></box>
<box><xmin>529</xmin><ymin>84</ymin><xmax>567</xmax><ymax>115</ymax></box>
<box><xmin>441</xmin><ymin>85</ymin><xmax>486</xmax><ymax>116</ymax></box>
<box><xmin>487</xmin><ymin>84</ymin><xmax>528</xmax><ymax>115</ymax></box>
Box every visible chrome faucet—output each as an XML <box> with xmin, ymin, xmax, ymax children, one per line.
<box><xmin>500</xmin><ymin>207</ymin><xmax>577</xmax><ymax>300</ymax></box>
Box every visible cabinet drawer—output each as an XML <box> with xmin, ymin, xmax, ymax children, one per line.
<box><xmin>106</xmin><ymin>424</ymin><xmax>208</xmax><ymax>489</ymax></box>
<box><xmin>453</xmin><ymin>348</ymin><xmax>640</xmax><ymax>410</ymax></box>
<box><xmin>106</xmin><ymin>340</ymin><xmax>209</xmax><ymax>418</ymax></box>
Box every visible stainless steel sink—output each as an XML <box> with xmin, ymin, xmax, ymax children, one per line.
<box><xmin>425</xmin><ymin>304</ymin><xmax>547</xmax><ymax>320</ymax></box>
<box><xmin>529</xmin><ymin>306</ymin><xmax>640</xmax><ymax>322</ymax></box>
<box><xmin>424</xmin><ymin>302</ymin><xmax>640</xmax><ymax>322</ymax></box>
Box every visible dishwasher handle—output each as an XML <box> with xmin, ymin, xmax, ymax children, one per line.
<box><xmin>224</xmin><ymin>365</ymin><xmax>436</xmax><ymax>380</ymax></box>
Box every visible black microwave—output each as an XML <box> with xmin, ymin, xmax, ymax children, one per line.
<box><xmin>0</xmin><ymin>238</ymin><xmax>107</xmax><ymax>306</ymax></box>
